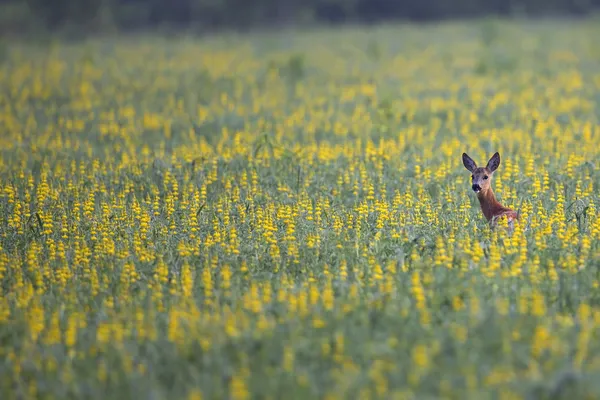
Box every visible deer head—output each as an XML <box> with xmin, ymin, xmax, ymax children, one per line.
<box><xmin>462</xmin><ymin>152</ymin><xmax>501</xmax><ymax>194</ymax></box>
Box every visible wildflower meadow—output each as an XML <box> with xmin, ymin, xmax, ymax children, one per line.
<box><xmin>2</xmin><ymin>18</ymin><xmax>600</xmax><ymax>399</ymax></box>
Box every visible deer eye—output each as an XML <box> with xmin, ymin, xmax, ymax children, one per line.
<box><xmin>484</xmin><ymin>175</ymin><xmax>488</xmax><ymax>180</ymax></box>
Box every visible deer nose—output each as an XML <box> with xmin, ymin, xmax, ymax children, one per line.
<box><xmin>472</xmin><ymin>184</ymin><xmax>481</xmax><ymax>192</ymax></box>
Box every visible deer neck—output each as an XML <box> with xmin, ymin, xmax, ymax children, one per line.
<box><xmin>477</xmin><ymin>187</ymin><xmax>504</xmax><ymax>221</ymax></box>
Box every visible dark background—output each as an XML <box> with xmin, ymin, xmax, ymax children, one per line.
<box><xmin>1</xmin><ymin>0</ymin><xmax>600</xmax><ymax>36</ymax></box>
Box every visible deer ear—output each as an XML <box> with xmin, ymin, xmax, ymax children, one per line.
<box><xmin>486</xmin><ymin>152</ymin><xmax>500</xmax><ymax>172</ymax></box>
<box><xmin>462</xmin><ymin>153</ymin><xmax>477</xmax><ymax>172</ymax></box>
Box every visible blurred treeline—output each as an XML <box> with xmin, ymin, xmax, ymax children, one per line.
<box><xmin>1</xmin><ymin>0</ymin><xmax>599</xmax><ymax>35</ymax></box>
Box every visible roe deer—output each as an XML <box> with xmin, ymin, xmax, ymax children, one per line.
<box><xmin>462</xmin><ymin>152</ymin><xmax>518</xmax><ymax>227</ymax></box>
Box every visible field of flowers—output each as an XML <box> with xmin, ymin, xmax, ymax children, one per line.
<box><xmin>2</xmin><ymin>18</ymin><xmax>600</xmax><ymax>399</ymax></box>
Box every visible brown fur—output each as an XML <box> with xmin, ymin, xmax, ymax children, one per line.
<box><xmin>462</xmin><ymin>152</ymin><xmax>518</xmax><ymax>226</ymax></box>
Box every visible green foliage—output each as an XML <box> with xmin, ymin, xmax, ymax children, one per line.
<box><xmin>284</xmin><ymin>53</ymin><xmax>306</xmax><ymax>82</ymax></box>
<box><xmin>3</xmin><ymin>0</ymin><xmax>600</xmax><ymax>36</ymax></box>
<box><xmin>479</xmin><ymin>17</ymin><xmax>500</xmax><ymax>48</ymax></box>
<box><xmin>0</xmin><ymin>40</ymin><xmax>6</xmax><ymax>64</ymax></box>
